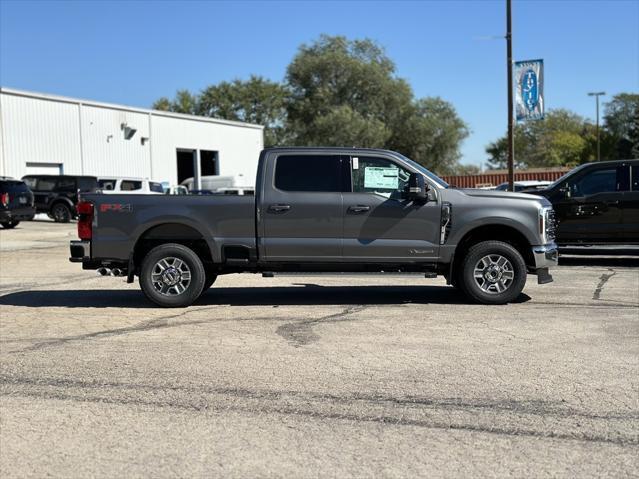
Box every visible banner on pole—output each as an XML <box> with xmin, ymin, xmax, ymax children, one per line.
<box><xmin>515</xmin><ymin>59</ymin><xmax>544</xmax><ymax>121</ymax></box>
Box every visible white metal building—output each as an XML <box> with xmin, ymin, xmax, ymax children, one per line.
<box><xmin>0</xmin><ymin>88</ymin><xmax>264</xmax><ymax>187</ymax></box>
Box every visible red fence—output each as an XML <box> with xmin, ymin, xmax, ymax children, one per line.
<box><xmin>441</xmin><ymin>168</ymin><xmax>570</xmax><ymax>189</ymax></box>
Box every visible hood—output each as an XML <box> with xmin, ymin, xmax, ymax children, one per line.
<box><xmin>451</xmin><ymin>188</ymin><xmax>552</xmax><ymax>207</ymax></box>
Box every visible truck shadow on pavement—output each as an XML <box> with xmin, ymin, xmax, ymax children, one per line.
<box><xmin>0</xmin><ymin>284</ymin><xmax>531</xmax><ymax>308</ymax></box>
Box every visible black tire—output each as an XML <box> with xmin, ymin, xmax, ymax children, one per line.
<box><xmin>1</xmin><ymin>220</ymin><xmax>19</xmax><ymax>229</ymax></box>
<box><xmin>51</xmin><ymin>203</ymin><xmax>72</xmax><ymax>223</ymax></box>
<box><xmin>139</xmin><ymin>243</ymin><xmax>206</xmax><ymax>307</ymax></box>
<box><xmin>202</xmin><ymin>271</ymin><xmax>217</xmax><ymax>292</ymax></box>
<box><xmin>459</xmin><ymin>240</ymin><xmax>527</xmax><ymax>305</ymax></box>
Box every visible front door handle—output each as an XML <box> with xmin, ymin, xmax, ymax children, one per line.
<box><xmin>268</xmin><ymin>204</ymin><xmax>291</xmax><ymax>213</ymax></box>
<box><xmin>348</xmin><ymin>205</ymin><xmax>371</xmax><ymax>213</ymax></box>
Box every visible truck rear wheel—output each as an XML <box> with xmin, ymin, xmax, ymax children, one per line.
<box><xmin>459</xmin><ymin>240</ymin><xmax>527</xmax><ymax>305</ymax></box>
<box><xmin>139</xmin><ymin>243</ymin><xmax>206</xmax><ymax>307</ymax></box>
<box><xmin>51</xmin><ymin>203</ymin><xmax>72</xmax><ymax>223</ymax></box>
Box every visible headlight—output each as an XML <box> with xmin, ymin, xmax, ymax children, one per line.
<box><xmin>538</xmin><ymin>206</ymin><xmax>555</xmax><ymax>244</ymax></box>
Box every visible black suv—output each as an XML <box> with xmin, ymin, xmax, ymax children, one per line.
<box><xmin>0</xmin><ymin>178</ymin><xmax>35</xmax><ymax>228</ymax></box>
<box><xmin>533</xmin><ymin>159</ymin><xmax>639</xmax><ymax>245</ymax></box>
<box><xmin>22</xmin><ymin>175</ymin><xmax>98</xmax><ymax>223</ymax></box>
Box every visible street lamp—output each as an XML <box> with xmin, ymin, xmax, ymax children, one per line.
<box><xmin>588</xmin><ymin>91</ymin><xmax>606</xmax><ymax>161</ymax></box>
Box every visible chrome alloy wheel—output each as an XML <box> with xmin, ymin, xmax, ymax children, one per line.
<box><xmin>151</xmin><ymin>257</ymin><xmax>192</xmax><ymax>296</ymax></box>
<box><xmin>473</xmin><ymin>254</ymin><xmax>515</xmax><ymax>294</ymax></box>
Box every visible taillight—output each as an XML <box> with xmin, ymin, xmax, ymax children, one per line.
<box><xmin>0</xmin><ymin>193</ymin><xmax>9</xmax><ymax>207</ymax></box>
<box><xmin>77</xmin><ymin>201</ymin><xmax>94</xmax><ymax>240</ymax></box>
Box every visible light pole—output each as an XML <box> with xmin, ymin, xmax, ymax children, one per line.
<box><xmin>588</xmin><ymin>91</ymin><xmax>606</xmax><ymax>161</ymax></box>
<box><xmin>506</xmin><ymin>0</ymin><xmax>515</xmax><ymax>191</ymax></box>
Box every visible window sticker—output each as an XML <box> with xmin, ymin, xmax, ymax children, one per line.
<box><xmin>352</xmin><ymin>157</ymin><xmax>359</xmax><ymax>170</ymax></box>
<box><xmin>364</xmin><ymin>167</ymin><xmax>399</xmax><ymax>189</ymax></box>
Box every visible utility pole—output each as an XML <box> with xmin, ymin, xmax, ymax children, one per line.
<box><xmin>506</xmin><ymin>0</ymin><xmax>515</xmax><ymax>191</ymax></box>
<box><xmin>588</xmin><ymin>91</ymin><xmax>605</xmax><ymax>161</ymax></box>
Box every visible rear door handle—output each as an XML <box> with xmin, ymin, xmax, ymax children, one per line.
<box><xmin>268</xmin><ymin>204</ymin><xmax>291</xmax><ymax>213</ymax></box>
<box><xmin>348</xmin><ymin>205</ymin><xmax>371</xmax><ymax>213</ymax></box>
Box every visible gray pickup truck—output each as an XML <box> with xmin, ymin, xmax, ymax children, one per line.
<box><xmin>70</xmin><ymin>147</ymin><xmax>558</xmax><ymax>307</ymax></box>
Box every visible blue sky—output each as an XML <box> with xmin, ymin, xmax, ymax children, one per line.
<box><xmin>1</xmin><ymin>0</ymin><xmax>637</xmax><ymax>167</ymax></box>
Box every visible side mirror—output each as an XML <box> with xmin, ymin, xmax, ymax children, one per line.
<box><xmin>558</xmin><ymin>183</ymin><xmax>571</xmax><ymax>198</ymax></box>
<box><xmin>407</xmin><ymin>173</ymin><xmax>428</xmax><ymax>202</ymax></box>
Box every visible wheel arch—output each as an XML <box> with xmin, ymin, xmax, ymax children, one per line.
<box><xmin>451</xmin><ymin>224</ymin><xmax>535</xmax><ymax>277</ymax></box>
<box><xmin>132</xmin><ymin>223</ymin><xmax>215</xmax><ymax>274</ymax></box>
<box><xmin>49</xmin><ymin>197</ymin><xmax>75</xmax><ymax>212</ymax></box>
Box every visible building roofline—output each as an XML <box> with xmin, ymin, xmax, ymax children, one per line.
<box><xmin>0</xmin><ymin>86</ymin><xmax>264</xmax><ymax>131</ymax></box>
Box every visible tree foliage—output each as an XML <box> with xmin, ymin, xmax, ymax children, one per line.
<box><xmin>603</xmin><ymin>93</ymin><xmax>639</xmax><ymax>159</ymax></box>
<box><xmin>285</xmin><ymin>35</ymin><xmax>468</xmax><ymax>174</ymax></box>
<box><xmin>198</xmin><ymin>76</ymin><xmax>288</xmax><ymax>146</ymax></box>
<box><xmin>485</xmin><ymin>94</ymin><xmax>639</xmax><ymax>169</ymax></box>
<box><xmin>152</xmin><ymin>35</ymin><xmax>468</xmax><ymax>173</ymax></box>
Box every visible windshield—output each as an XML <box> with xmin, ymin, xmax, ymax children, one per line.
<box><xmin>393</xmin><ymin>152</ymin><xmax>449</xmax><ymax>188</ymax></box>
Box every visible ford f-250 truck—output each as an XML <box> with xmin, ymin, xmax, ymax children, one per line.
<box><xmin>69</xmin><ymin>148</ymin><xmax>558</xmax><ymax>307</ymax></box>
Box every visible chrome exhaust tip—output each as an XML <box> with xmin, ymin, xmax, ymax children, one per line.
<box><xmin>97</xmin><ymin>267</ymin><xmax>110</xmax><ymax>276</ymax></box>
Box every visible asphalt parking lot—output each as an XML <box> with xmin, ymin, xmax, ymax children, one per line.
<box><xmin>0</xmin><ymin>220</ymin><xmax>638</xmax><ymax>478</ymax></box>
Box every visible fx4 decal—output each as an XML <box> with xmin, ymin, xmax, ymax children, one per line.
<box><xmin>100</xmin><ymin>203</ymin><xmax>132</xmax><ymax>213</ymax></box>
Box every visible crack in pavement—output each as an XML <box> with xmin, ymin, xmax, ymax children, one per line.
<box><xmin>1</xmin><ymin>374</ymin><xmax>635</xmax><ymax>421</ymax></box>
<box><xmin>275</xmin><ymin>305</ymin><xmax>367</xmax><ymax>347</ymax></box>
<box><xmin>2</xmin><ymin>380</ymin><xmax>637</xmax><ymax>447</ymax></box>
<box><xmin>7</xmin><ymin>306</ymin><xmax>245</xmax><ymax>353</ymax></box>
<box><xmin>592</xmin><ymin>269</ymin><xmax>617</xmax><ymax>300</ymax></box>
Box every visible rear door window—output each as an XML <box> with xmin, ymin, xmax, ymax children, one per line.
<box><xmin>0</xmin><ymin>181</ymin><xmax>30</xmax><ymax>193</ymax></box>
<box><xmin>149</xmin><ymin>182</ymin><xmax>164</xmax><ymax>193</ymax></box>
<box><xmin>274</xmin><ymin>155</ymin><xmax>342</xmax><ymax>192</ymax></box>
<box><xmin>36</xmin><ymin>178</ymin><xmax>57</xmax><ymax>191</ymax></box>
<box><xmin>56</xmin><ymin>177</ymin><xmax>76</xmax><ymax>192</ymax></box>
<box><xmin>23</xmin><ymin>177</ymin><xmax>37</xmax><ymax>189</ymax></box>
<box><xmin>98</xmin><ymin>179</ymin><xmax>117</xmax><ymax>190</ymax></box>
<box><xmin>632</xmin><ymin>165</ymin><xmax>639</xmax><ymax>191</ymax></box>
<box><xmin>121</xmin><ymin>180</ymin><xmax>142</xmax><ymax>191</ymax></box>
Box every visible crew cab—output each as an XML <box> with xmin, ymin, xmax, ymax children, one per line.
<box><xmin>70</xmin><ymin>148</ymin><xmax>558</xmax><ymax>307</ymax></box>
<box><xmin>532</xmin><ymin>159</ymin><xmax>639</xmax><ymax>245</ymax></box>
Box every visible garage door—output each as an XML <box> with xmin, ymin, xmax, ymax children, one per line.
<box><xmin>25</xmin><ymin>162</ymin><xmax>63</xmax><ymax>175</ymax></box>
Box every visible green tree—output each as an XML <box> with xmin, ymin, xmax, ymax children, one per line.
<box><xmin>152</xmin><ymin>35</ymin><xmax>468</xmax><ymax>172</ymax></box>
<box><xmin>152</xmin><ymin>97</ymin><xmax>171</xmax><ymax>111</ymax></box>
<box><xmin>389</xmin><ymin>97</ymin><xmax>469</xmax><ymax>174</ymax></box>
<box><xmin>198</xmin><ymin>76</ymin><xmax>289</xmax><ymax>147</ymax></box>
<box><xmin>286</xmin><ymin>35</ymin><xmax>467</xmax><ymax>172</ymax></box>
<box><xmin>485</xmin><ymin>109</ymin><xmax>595</xmax><ymax>169</ymax></box>
<box><xmin>603</xmin><ymin>93</ymin><xmax>639</xmax><ymax>158</ymax></box>
<box><xmin>152</xmin><ymin>90</ymin><xmax>199</xmax><ymax>115</ymax></box>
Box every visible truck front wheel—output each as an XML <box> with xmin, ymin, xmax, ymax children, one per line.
<box><xmin>139</xmin><ymin>243</ymin><xmax>206</xmax><ymax>307</ymax></box>
<box><xmin>459</xmin><ymin>240</ymin><xmax>527</xmax><ymax>305</ymax></box>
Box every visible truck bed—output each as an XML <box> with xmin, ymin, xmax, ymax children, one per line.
<box><xmin>85</xmin><ymin>193</ymin><xmax>256</xmax><ymax>262</ymax></box>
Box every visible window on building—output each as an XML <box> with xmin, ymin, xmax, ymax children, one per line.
<box><xmin>121</xmin><ymin>180</ymin><xmax>142</xmax><ymax>191</ymax></box>
<box><xmin>274</xmin><ymin>155</ymin><xmax>341</xmax><ymax>192</ymax></box>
